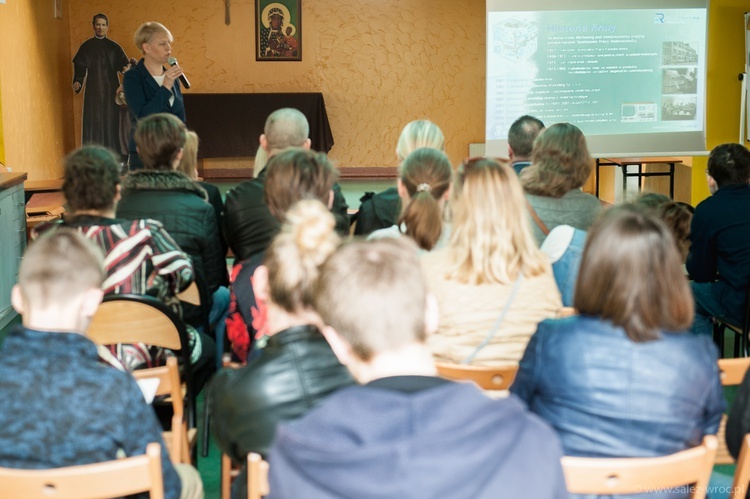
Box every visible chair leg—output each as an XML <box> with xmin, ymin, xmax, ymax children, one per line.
<box><xmin>713</xmin><ymin>321</ymin><xmax>726</xmax><ymax>359</ymax></box>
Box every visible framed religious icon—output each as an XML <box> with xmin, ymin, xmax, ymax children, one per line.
<box><xmin>255</xmin><ymin>0</ymin><xmax>301</xmax><ymax>61</ymax></box>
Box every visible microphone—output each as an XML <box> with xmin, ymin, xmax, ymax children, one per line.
<box><xmin>168</xmin><ymin>57</ymin><xmax>191</xmax><ymax>89</ymax></box>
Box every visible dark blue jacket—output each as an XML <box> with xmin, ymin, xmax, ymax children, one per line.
<box><xmin>0</xmin><ymin>328</ymin><xmax>181</xmax><ymax>499</ymax></box>
<box><xmin>511</xmin><ymin>316</ymin><xmax>724</xmax><ymax>460</ymax></box>
<box><xmin>267</xmin><ymin>376</ymin><xmax>568</xmax><ymax>499</ymax></box>
<box><xmin>687</xmin><ymin>184</ymin><xmax>750</xmax><ymax>322</ymax></box>
<box><xmin>123</xmin><ymin>58</ymin><xmax>186</xmax><ymax>155</ymax></box>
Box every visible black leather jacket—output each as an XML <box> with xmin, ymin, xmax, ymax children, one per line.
<box><xmin>223</xmin><ymin>167</ymin><xmax>350</xmax><ymax>262</ymax></box>
<box><xmin>209</xmin><ymin>324</ymin><xmax>354</xmax><ymax>460</ymax></box>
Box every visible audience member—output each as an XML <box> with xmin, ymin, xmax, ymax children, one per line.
<box><xmin>266</xmin><ymin>237</ymin><xmax>568</xmax><ymax>499</ymax></box>
<box><xmin>226</xmin><ymin>148</ymin><xmax>339</xmax><ymax>361</ymax></box>
<box><xmin>687</xmin><ymin>143</ymin><xmax>750</xmax><ymax>336</ymax></box>
<box><xmin>422</xmin><ymin>158</ymin><xmax>561</xmax><ymax>365</ymax></box>
<box><xmin>223</xmin><ymin>108</ymin><xmax>348</xmax><ymax>261</ymax></box>
<box><xmin>634</xmin><ymin>192</ymin><xmax>693</xmax><ymax>262</ymax></box>
<box><xmin>726</xmin><ymin>365</ymin><xmax>750</xmax><ymax>460</ymax></box>
<box><xmin>210</xmin><ymin>200</ymin><xmax>354</xmax><ymax>499</ymax></box>
<box><xmin>123</xmin><ymin>22</ymin><xmax>187</xmax><ymax>171</ymax></box>
<box><xmin>354</xmin><ymin>119</ymin><xmax>446</xmax><ymax>236</ymax></box>
<box><xmin>511</xmin><ymin>207</ymin><xmax>724</xmax><ymax>488</ymax></box>
<box><xmin>520</xmin><ymin>122</ymin><xmax>602</xmax><ymax>244</ymax></box>
<box><xmin>0</xmin><ymin>230</ymin><xmax>203</xmax><ymax>499</ymax></box>
<box><xmin>368</xmin><ymin>148</ymin><xmax>452</xmax><ymax>251</ymax></box>
<box><xmin>539</xmin><ymin>225</ymin><xmax>586</xmax><ymax>307</ymax></box>
<box><xmin>507</xmin><ymin>114</ymin><xmax>545</xmax><ymax>175</ymax></box>
<box><xmin>117</xmin><ymin>113</ymin><xmax>220</xmax><ymax>387</ymax></box>
<box><xmin>32</xmin><ymin>145</ymin><xmax>193</xmax><ymax>370</ymax></box>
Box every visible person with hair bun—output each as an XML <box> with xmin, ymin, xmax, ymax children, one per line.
<box><xmin>422</xmin><ymin>158</ymin><xmax>561</xmax><ymax>366</ymax></box>
<box><xmin>226</xmin><ymin>148</ymin><xmax>340</xmax><ymax>362</ymax></box>
<box><xmin>368</xmin><ymin>148</ymin><xmax>452</xmax><ymax>251</ymax></box>
<box><xmin>354</xmin><ymin>120</ymin><xmax>446</xmax><ymax>236</ymax></box>
<box><xmin>511</xmin><ymin>206</ymin><xmax>724</xmax><ymax>495</ymax></box>
<box><xmin>210</xmin><ymin>199</ymin><xmax>354</xmax><ymax>499</ymax></box>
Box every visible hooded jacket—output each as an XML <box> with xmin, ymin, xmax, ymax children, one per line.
<box><xmin>117</xmin><ymin>170</ymin><xmax>228</xmax><ymax>326</ymax></box>
<box><xmin>267</xmin><ymin>377</ymin><xmax>568</xmax><ymax>499</ymax></box>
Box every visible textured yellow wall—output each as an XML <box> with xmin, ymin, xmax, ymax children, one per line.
<box><xmin>0</xmin><ymin>0</ymin><xmax>74</xmax><ymax>179</ymax></box>
<box><xmin>691</xmin><ymin>0</ymin><xmax>748</xmax><ymax>205</ymax></box>
<box><xmin>68</xmin><ymin>0</ymin><xmax>485</xmax><ymax>168</ymax></box>
<box><xmin>0</xmin><ymin>69</ymin><xmax>4</xmax><ymax>165</ymax></box>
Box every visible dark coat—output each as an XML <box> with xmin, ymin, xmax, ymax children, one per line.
<box><xmin>122</xmin><ymin>59</ymin><xmax>186</xmax><ymax>156</ymax></box>
<box><xmin>352</xmin><ymin>186</ymin><xmax>400</xmax><ymax>237</ymax></box>
<box><xmin>223</xmin><ymin>166</ymin><xmax>350</xmax><ymax>262</ymax></box>
<box><xmin>209</xmin><ymin>324</ymin><xmax>354</xmax><ymax>498</ymax></box>
<box><xmin>117</xmin><ymin>170</ymin><xmax>228</xmax><ymax>326</ymax></box>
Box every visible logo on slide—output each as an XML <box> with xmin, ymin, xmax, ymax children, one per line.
<box><xmin>654</xmin><ymin>13</ymin><xmax>665</xmax><ymax>24</ymax></box>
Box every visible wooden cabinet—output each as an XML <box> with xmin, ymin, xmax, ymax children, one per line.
<box><xmin>0</xmin><ymin>173</ymin><xmax>27</xmax><ymax>330</ymax></box>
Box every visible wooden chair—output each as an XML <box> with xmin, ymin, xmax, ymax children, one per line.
<box><xmin>87</xmin><ymin>294</ymin><xmax>197</xmax><ymax>463</ymax></box>
<box><xmin>731</xmin><ymin>434</ymin><xmax>750</xmax><ymax>499</ymax></box>
<box><xmin>0</xmin><ymin>442</ymin><xmax>164</xmax><ymax>499</ymax></box>
<box><xmin>247</xmin><ymin>453</ymin><xmax>270</xmax><ymax>499</ymax></box>
<box><xmin>435</xmin><ymin>362</ymin><xmax>518</xmax><ymax>390</ymax></box>
<box><xmin>561</xmin><ymin>435</ymin><xmax>718</xmax><ymax>498</ymax></box>
<box><xmin>132</xmin><ymin>357</ymin><xmax>196</xmax><ymax>464</ymax></box>
<box><xmin>715</xmin><ymin>358</ymin><xmax>750</xmax><ymax>466</ymax></box>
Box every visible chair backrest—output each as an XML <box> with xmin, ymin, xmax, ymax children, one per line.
<box><xmin>247</xmin><ymin>453</ymin><xmax>270</xmax><ymax>499</ymax></box>
<box><xmin>718</xmin><ymin>358</ymin><xmax>750</xmax><ymax>386</ymax></box>
<box><xmin>731</xmin><ymin>434</ymin><xmax>750</xmax><ymax>499</ymax></box>
<box><xmin>434</xmin><ymin>362</ymin><xmax>518</xmax><ymax>390</ymax></box>
<box><xmin>561</xmin><ymin>435</ymin><xmax>718</xmax><ymax>498</ymax></box>
<box><xmin>177</xmin><ymin>281</ymin><xmax>202</xmax><ymax>306</ymax></box>
<box><xmin>0</xmin><ymin>442</ymin><xmax>164</xmax><ymax>499</ymax></box>
<box><xmin>87</xmin><ymin>294</ymin><xmax>196</xmax><ymax>446</ymax></box>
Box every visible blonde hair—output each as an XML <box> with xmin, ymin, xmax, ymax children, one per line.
<box><xmin>134</xmin><ymin>22</ymin><xmax>172</xmax><ymax>52</ymax></box>
<box><xmin>176</xmin><ymin>130</ymin><xmax>199</xmax><ymax>179</ymax></box>
<box><xmin>448</xmin><ymin>158</ymin><xmax>548</xmax><ymax>284</ymax></box>
<box><xmin>396</xmin><ymin>120</ymin><xmax>445</xmax><ymax>161</ymax></box>
<box><xmin>314</xmin><ymin>237</ymin><xmax>427</xmax><ymax>361</ymax></box>
<box><xmin>265</xmin><ymin>200</ymin><xmax>340</xmax><ymax>313</ymax></box>
<box><xmin>521</xmin><ymin>122</ymin><xmax>593</xmax><ymax>197</ymax></box>
<box><xmin>398</xmin><ymin>148</ymin><xmax>452</xmax><ymax>251</ymax></box>
<box><xmin>20</xmin><ymin>230</ymin><xmax>104</xmax><ymax>309</ymax></box>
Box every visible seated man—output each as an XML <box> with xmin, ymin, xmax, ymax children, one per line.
<box><xmin>223</xmin><ymin>107</ymin><xmax>349</xmax><ymax>262</ymax></box>
<box><xmin>508</xmin><ymin>114</ymin><xmax>545</xmax><ymax>174</ymax></box>
<box><xmin>266</xmin><ymin>237</ymin><xmax>568</xmax><ymax>499</ymax></box>
<box><xmin>688</xmin><ymin>143</ymin><xmax>750</xmax><ymax>336</ymax></box>
<box><xmin>0</xmin><ymin>230</ymin><xmax>202</xmax><ymax>499</ymax></box>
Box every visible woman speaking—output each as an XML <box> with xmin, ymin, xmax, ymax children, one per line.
<box><xmin>123</xmin><ymin>22</ymin><xmax>187</xmax><ymax>170</ymax></box>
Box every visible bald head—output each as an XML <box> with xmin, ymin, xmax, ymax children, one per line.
<box><xmin>261</xmin><ymin>108</ymin><xmax>311</xmax><ymax>155</ymax></box>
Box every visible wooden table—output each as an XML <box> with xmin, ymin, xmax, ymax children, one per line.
<box><xmin>595</xmin><ymin>157</ymin><xmax>683</xmax><ymax>199</ymax></box>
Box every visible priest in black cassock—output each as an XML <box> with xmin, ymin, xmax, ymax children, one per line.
<box><xmin>72</xmin><ymin>13</ymin><xmax>129</xmax><ymax>156</ymax></box>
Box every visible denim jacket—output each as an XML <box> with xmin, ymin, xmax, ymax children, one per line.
<box><xmin>511</xmin><ymin>316</ymin><xmax>724</xmax><ymax>459</ymax></box>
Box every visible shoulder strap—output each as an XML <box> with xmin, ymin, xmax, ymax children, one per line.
<box><xmin>526</xmin><ymin>200</ymin><xmax>550</xmax><ymax>236</ymax></box>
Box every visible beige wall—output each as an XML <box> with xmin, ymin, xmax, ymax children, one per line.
<box><xmin>0</xmin><ymin>0</ymin><xmax>75</xmax><ymax>179</ymax></box>
<box><xmin>68</xmin><ymin>0</ymin><xmax>485</xmax><ymax>169</ymax></box>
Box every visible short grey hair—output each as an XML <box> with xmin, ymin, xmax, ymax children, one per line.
<box><xmin>264</xmin><ymin>108</ymin><xmax>309</xmax><ymax>151</ymax></box>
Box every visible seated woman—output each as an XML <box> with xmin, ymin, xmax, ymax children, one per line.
<box><xmin>226</xmin><ymin>148</ymin><xmax>339</xmax><ymax>362</ymax></box>
<box><xmin>32</xmin><ymin>145</ymin><xmax>193</xmax><ymax>370</ymax></box>
<box><xmin>209</xmin><ymin>199</ymin><xmax>354</xmax><ymax>498</ymax></box>
<box><xmin>368</xmin><ymin>148</ymin><xmax>452</xmax><ymax>251</ymax></box>
<box><xmin>520</xmin><ymin>122</ymin><xmax>602</xmax><ymax>245</ymax></box>
<box><xmin>117</xmin><ymin>113</ymin><xmax>222</xmax><ymax>386</ymax></box>
<box><xmin>422</xmin><ymin>158</ymin><xmax>561</xmax><ymax>365</ymax></box>
<box><xmin>511</xmin><ymin>206</ymin><xmax>724</xmax><ymax>494</ymax></box>
<box><xmin>355</xmin><ymin>119</ymin><xmax>446</xmax><ymax>236</ymax></box>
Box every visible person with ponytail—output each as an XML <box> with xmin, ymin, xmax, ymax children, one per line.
<box><xmin>354</xmin><ymin>120</ymin><xmax>447</xmax><ymax>236</ymax></box>
<box><xmin>368</xmin><ymin>148</ymin><xmax>452</xmax><ymax>251</ymax></box>
<box><xmin>210</xmin><ymin>199</ymin><xmax>354</xmax><ymax>499</ymax></box>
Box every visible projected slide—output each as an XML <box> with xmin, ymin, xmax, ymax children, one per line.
<box><xmin>486</xmin><ymin>9</ymin><xmax>707</xmax><ymax>146</ymax></box>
